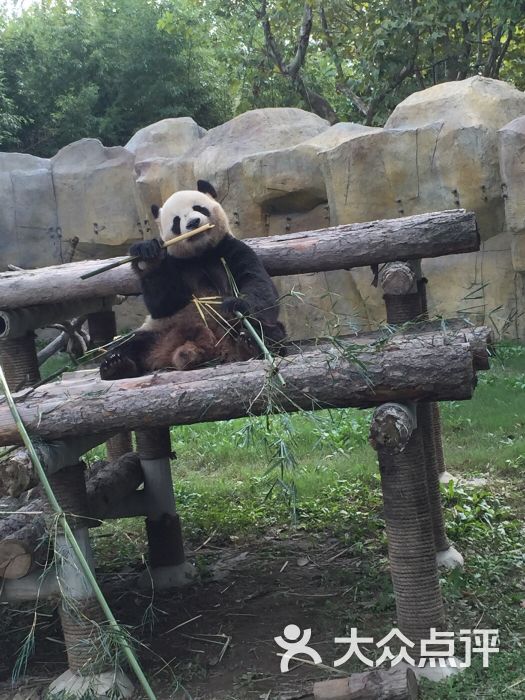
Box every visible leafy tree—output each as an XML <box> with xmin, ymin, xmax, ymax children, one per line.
<box><xmin>2</xmin><ymin>0</ymin><xmax>525</xmax><ymax>155</ymax></box>
<box><xmin>0</xmin><ymin>72</ymin><xmax>24</xmax><ymax>147</ymax></box>
<box><xmin>0</xmin><ymin>0</ymin><xmax>233</xmax><ymax>156</ymax></box>
<box><xmin>244</xmin><ymin>0</ymin><xmax>525</xmax><ymax>124</ymax></box>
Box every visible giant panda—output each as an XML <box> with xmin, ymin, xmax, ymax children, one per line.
<box><xmin>100</xmin><ymin>180</ymin><xmax>286</xmax><ymax>380</ymax></box>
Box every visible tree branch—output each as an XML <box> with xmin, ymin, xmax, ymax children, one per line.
<box><xmin>257</xmin><ymin>0</ymin><xmax>286</xmax><ymax>73</ymax></box>
<box><xmin>483</xmin><ymin>22</ymin><xmax>505</xmax><ymax>77</ymax></box>
<box><xmin>495</xmin><ymin>22</ymin><xmax>515</xmax><ymax>75</ymax></box>
<box><xmin>257</xmin><ymin>0</ymin><xmax>338</xmax><ymax>124</ymax></box>
<box><xmin>287</xmin><ymin>4</ymin><xmax>313</xmax><ymax>79</ymax></box>
<box><xmin>296</xmin><ymin>76</ymin><xmax>339</xmax><ymax>123</ymax></box>
<box><xmin>320</xmin><ymin>5</ymin><xmax>368</xmax><ymax>117</ymax></box>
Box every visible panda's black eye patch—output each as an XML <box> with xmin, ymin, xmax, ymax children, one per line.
<box><xmin>171</xmin><ymin>216</ymin><xmax>181</xmax><ymax>235</ymax></box>
<box><xmin>193</xmin><ymin>205</ymin><xmax>210</xmax><ymax>218</ymax></box>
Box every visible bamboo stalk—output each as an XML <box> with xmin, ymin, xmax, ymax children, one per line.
<box><xmin>80</xmin><ymin>223</ymin><xmax>215</xmax><ymax>280</ymax></box>
<box><xmin>0</xmin><ymin>364</ymin><xmax>157</xmax><ymax>700</ymax></box>
<box><xmin>234</xmin><ymin>311</ymin><xmax>285</xmax><ymax>386</ymax></box>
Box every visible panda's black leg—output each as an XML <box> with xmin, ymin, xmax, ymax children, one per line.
<box><xmin>99</xmin><ymin>332</ymin><xmax>156</xmax><ymax>380</ymax></box>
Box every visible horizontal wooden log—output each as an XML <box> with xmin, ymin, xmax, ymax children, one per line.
<box><xmin>0</xmin><ymin>567</ymin><xmax>59</xmax><ymax>601</ymax></box>
<box><xmin>0</xmin><ymin>210</ymin><xmax>479</xmax><ymax>309</ymax></box>
<box><xmin>87</xmin><ymin>452</ymin><xmax>144</xmax><ymax>522</ymax></box>
<box><xmin>0</xmin><ymin>433</ymin><xmax>110</xmax><ymax>497</ymax></box>
<box><xmin>369</xmin><ymin>403</ymin><xmax>416</xmax><ymax>454</ymax></box>
<box><xmin>0</xmin><ymin>496</ymin><xmax>47</xmax><ymax>579</ymax></box>
<box><xmin>0</xmin><ymin>521</ymin><xmax>48</xmax><ymax>580</ymax></box>
<box><xmin>290</xmin><ymin>324</ymin><xmax>492</xmax><ymax>371</ymax></box>
<box><xmin>0</xmin><ymin>338</ymin><xmax>477</xmax><ymax>446</ymax></box>
<box><xmin>0</xmin><ymin>453</ymin><xmax>143</xmax><ymax>579</ymax></box>
<box><xmin>314</xmin><ymin>667</ymin><xmax>418</xmax><ymax>700</ymax></box>
<box><xmin>0</xmin><ymin>297</ymin><xmax>115</xmax><ymax>339</ymax></box>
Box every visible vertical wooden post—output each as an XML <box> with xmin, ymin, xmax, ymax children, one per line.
<box><xmin>135</xmin><ymin>427</ymin><xmax>194</xmax><ymax>589</ymax></box>
<box><xmin>379</xmin><ymin>262</ymin><xmax>462</xmax><ymax>569</ymax></box>
<box><xmin>45</xmin><ymin>462</ymin><xmax>134</xmax><ymax>697</ymax></box>
<box><xmin>87</xmin><ymin>308</ymin><xmax>133</xmax><ymax>463</ymax></box>
<box><xmin>0</xmin><ymin>333</ymin><xmax>40</xmax><ymax>390</ymax></box>
<box><xmin>106</xmin><ymin>432</ymin><xmax>134</xmax><ymax>462</ymax></box>
<box><xmin>418</xmin><ymin>279</ymin><xmax>454</xmax><ymax>484</ymax></box>
<box><xmin>370</xmin><ymin>403</ymin><xmax>446</xmax><ymax>653</ymax></box>
<box><xmin>87</xmin><ymin>310</ymin><xmax>117</xmax><ymax>348</ymax></box>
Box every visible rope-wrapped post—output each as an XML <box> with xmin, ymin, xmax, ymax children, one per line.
<box><xmin>418</xmin><ymin>279</ymin><xmax>454</xmax><ymax>484</ymax></box>
<box><xmin>379</xmin><ymin>261</ymin><xmax>422</xmax><ymax>323</ymax></box>
<box><xmin>380</xmin><ymin>261</ymin><xmax>461</xmax><ymax>569</ymax></box>
<box><xmin>44</xmin><ymin>462</ymin><xmax>132</xmax><ymax>696</ymax></box>
<box><xmin>0</xmin><ymin>333</ymin><xmax>40</xmax><ymax>390</ymax></box>
<box><xmin>106</xmin><ymin>432</ymin><xmax>134</xmax><ymax>463</ymax></box>
<box><xmin>135</xmin><ymin>427</ymin><xmax>194</xmax><ymax>589</ymax></box>
<box><xmin>87</xmin><ymin>308</ymin><xmax>133</xmax><ymax>463</ymax></box>
<box><xmin>370</xmin><ymin>403</ymin><xmax>446</xmax><ymax>654</ymax></box>
<box><xmin>46</xmin><ymin>462</ymin><xmax>134</xmax><ymax>696</ymax></box>
<box><xmin>87</xmin><ymin>309</ymin><xmax>117</xmax><ymax>348</ymax></box>
<box><xmin>431</xmin><ymin>402</ymin><xmax>450</xmax><ymax>482</ymax></box>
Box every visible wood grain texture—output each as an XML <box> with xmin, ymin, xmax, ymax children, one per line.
<box><xmin>0</xmin><ymin>338</ymin><xmax>476</xmax><ymax>446</ymax></box>
<box><xmin>0</xmin><ymin>210</ymin><xmax>479</xmax><ymax>309</ymax></box>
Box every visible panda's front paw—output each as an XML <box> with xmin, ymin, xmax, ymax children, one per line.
<box><xmin>222</xmin><ymin>296</ymin><xmax>250</xmax><ymax>316</ymax></box>
<box><xmin>129</xmin><ymin>239</ymin><xmax>164</xmax><ymax>260</ymax></box>
<box><xmin>100</xmin><ymin>352</ymin><xmax>139</xmax><ymax>380</ymax></box>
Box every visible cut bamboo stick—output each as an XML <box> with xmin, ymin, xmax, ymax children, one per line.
<box><xmin>80</xmin><ymin>223</ymin><xmax>214</xmax><ymax>280</ymax></box>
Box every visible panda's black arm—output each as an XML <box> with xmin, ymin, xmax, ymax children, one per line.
<box><xmin>218</xmin><ymin>237</ymin><xmax>280</xmax><ymax>320</ymax></box>
<box><xmin>137</xmin><ymin>257</ymin><xmax>192</xmax><ymax>319</ymax></box>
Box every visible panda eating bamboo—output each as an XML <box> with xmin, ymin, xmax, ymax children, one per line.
<box><xmin>99</xmin><ymin>180</ymin><xmax>286</xmax><ymax>379</ymax></box>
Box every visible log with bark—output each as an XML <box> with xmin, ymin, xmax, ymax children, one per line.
<box><xmin>0</xmin><ymin>495</ymin><xmax>48</xmax><ymax>579</ymax></box>
<box><xmin>288</xmin><ymin>323</ymin><xmax>492</xmax><ymax>371</ymax></box>
<box><xmin>0</xmin><ymin>433</ymin><xmax>110</xmax><ymax>497</ymax></box>
<box><xmin>0</xmin><ymin>298</ymin><xmax>114</xmax><ymax>339</ymax></box>
<box><xmin>0</xmin><ymin>336</ymin><xmax>478</xmax><ymax>446</ymax></box>
<box><xmin>0</xmin><ymin>210</ymin><xmax>478</xmax><ymax>309</ymax></box>
<box><xmin>0</xmin><ymin>453</ymin><xmax>143</xmax><ymax>579</ymax></box>
<box><xmin>313</xmin><ymin>667</ymin><xmax>418</xmax><ymax>700</ymax></box>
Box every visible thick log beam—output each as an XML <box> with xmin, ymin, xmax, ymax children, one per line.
<box><xmin>0</xmin><ymin>433</ymin><xmax>110</xmax><ymax>497</ymax></box>
<box><xmin>291</xmin><ymin>325</ymin><xmax>492</xmax><ymax>371</ymax></box>
<box><xmin>0</xmin><ymin>298</ymin><xmax>115</xmax><ymax>339</ymax></box>
<box><xmin>0</xmin><ymin>453</ymin><xmax>143</xmax><ymax>579</ymax></box>
<box><xmin>0</xmin><ymin>339</ymin><xmax>477</xmax><ymax>446</ymax></box>
<box><xmin>0</xmin><ymin>210</ymin><xmax>479</xmax><ymax>309</ymax></box>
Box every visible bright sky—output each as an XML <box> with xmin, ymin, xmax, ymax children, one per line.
<box><xmin>4</xmin><ymin>0</ymin><xmax>39</xmax><ymax>16</ymax></box>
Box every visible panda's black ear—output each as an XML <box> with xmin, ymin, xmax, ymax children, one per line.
<box><xmin>151</xmin><ymin>204</ymin><xmax>160</xmax><ymax>220</ymax></box>
<box><xmin>197</xmin><ymin>180</ymin><xmax>218</xmax><ymax>200</ymax></box>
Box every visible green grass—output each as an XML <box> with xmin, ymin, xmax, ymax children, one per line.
<box><xmin>80</xmin><ymin>343</ymin><xmax>525</xmax><ymax>697</ymax></box>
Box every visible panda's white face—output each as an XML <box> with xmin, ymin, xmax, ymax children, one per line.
<box><xmin>154</xmin><ymin>188</ymin><xmax>233</xmax><ymax>259</ymax></box>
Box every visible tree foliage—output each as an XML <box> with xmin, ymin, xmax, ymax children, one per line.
<box><xmin>249</xmin><ymin>0</ymin><xmax>525</xmax><ymax>124</ymax></box>
<box><xmin>1</xmin><ymin>0</ymin><xmax>525</xmax><ymax>155</ymax></box>
<box><xmin>0</xmin><ymin>0</ymin><xmax>233</xmax><ymax>156</ymax></box>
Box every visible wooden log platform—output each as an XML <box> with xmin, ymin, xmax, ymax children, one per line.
<box><xmin>0</xmin><ymin>210</ymin><xmax>478</xmax><ymax>309</ymax></box>
<box><xmin>0</xmin><ymin>334</ymin><xmax>479</xmax><ymax>446</ymax></box>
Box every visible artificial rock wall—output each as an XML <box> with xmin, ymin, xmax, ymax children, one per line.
<box><xmin>1</xmin><ymin>76</ymin><xmax>524</xmax><ymax>340</ymax></box>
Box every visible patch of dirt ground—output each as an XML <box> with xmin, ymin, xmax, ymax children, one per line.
<box><xmin>0</xmin><ymin>531</ymin><xmax>392</xmax><ymax>699</ymax></box>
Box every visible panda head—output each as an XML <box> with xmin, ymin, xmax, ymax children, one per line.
<box><xmin>151</xmin><ymin>180</ymin><xmax>233</xmax><ymax>259</ymax></box>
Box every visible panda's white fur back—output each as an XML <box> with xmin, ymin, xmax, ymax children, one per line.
<box><xmin>155</xmin><ymin>189</ymin><xmax>236</xmax><ymax>259</ymax></box>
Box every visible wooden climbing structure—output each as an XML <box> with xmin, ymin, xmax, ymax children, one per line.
<box><xmin>0</xmin><ymin>209</ymin><xmax>491</xmax><ymax>695</ymax></box>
